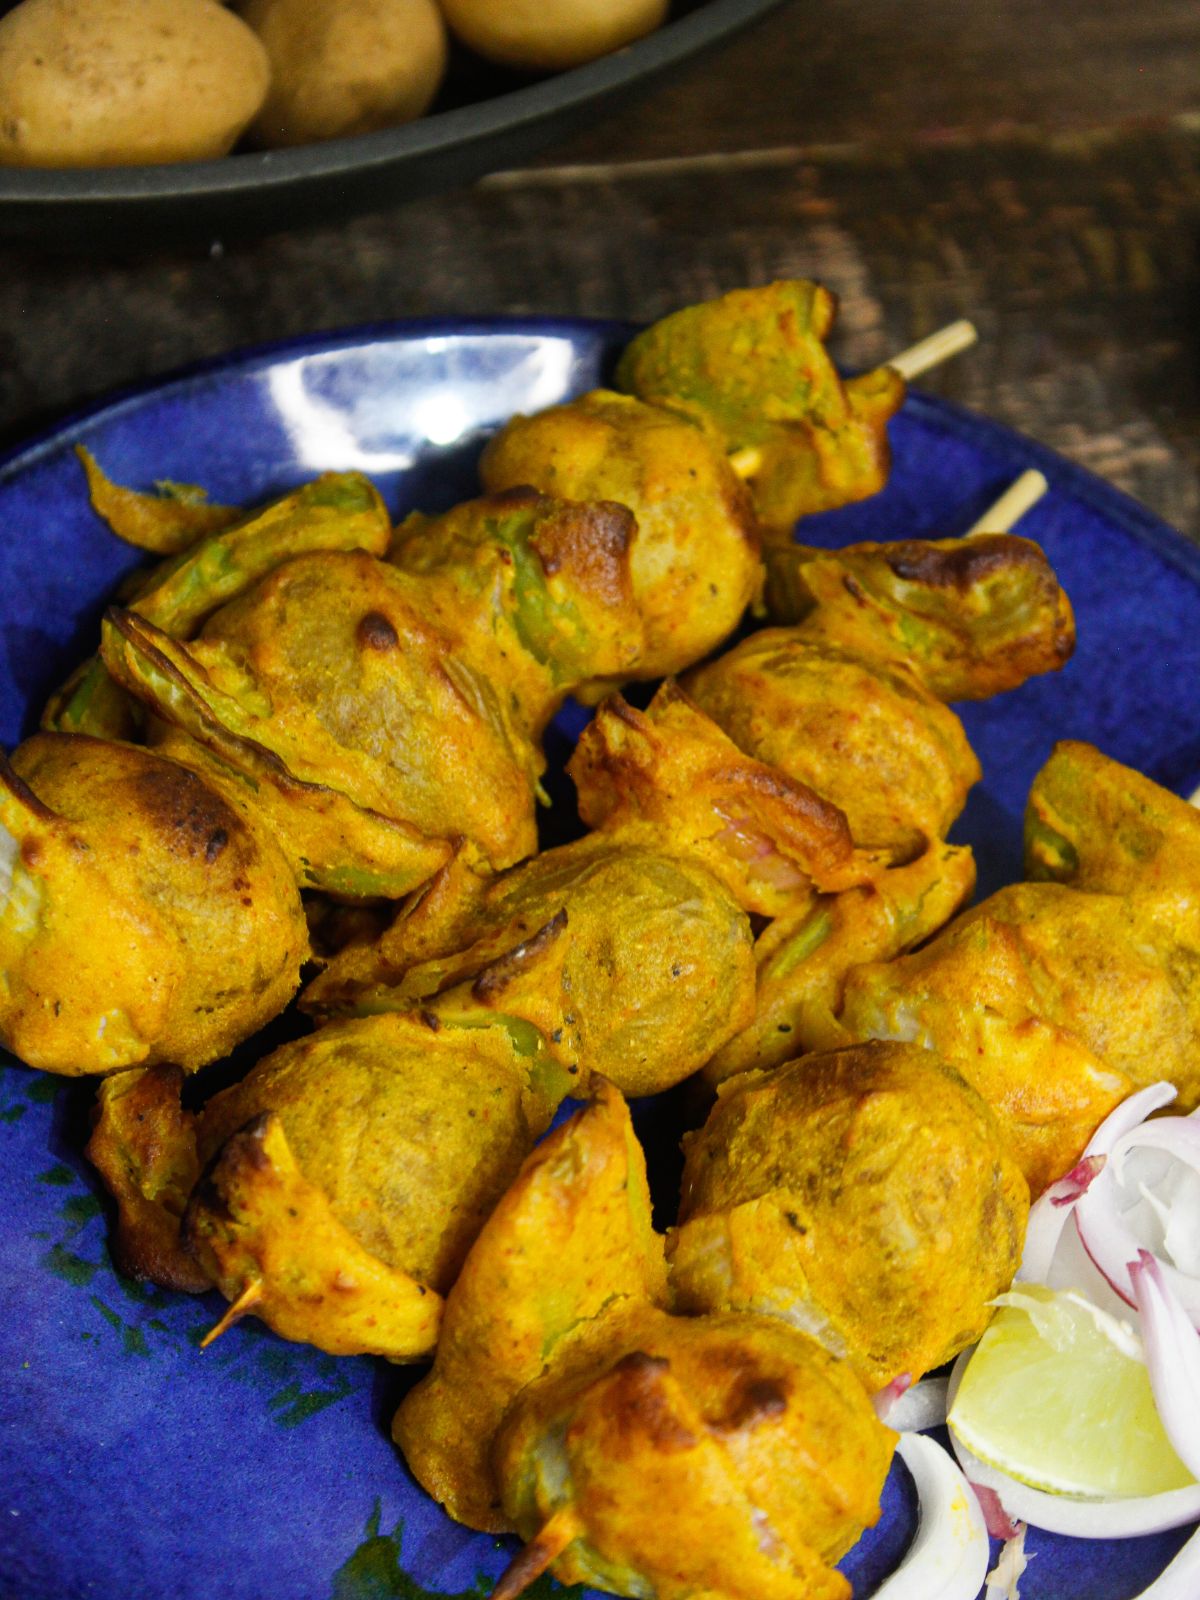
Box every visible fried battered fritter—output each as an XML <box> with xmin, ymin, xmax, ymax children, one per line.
<box><xmin>0</xmin><ymin>734</ymin><xmax>307</xmax><ymax>1075</ymax></box>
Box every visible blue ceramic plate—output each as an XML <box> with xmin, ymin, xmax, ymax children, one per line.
<box><xmin>2</xmin><ymin>320</ymin><xmax>1198</xmax><ymax>1600</ymax></box>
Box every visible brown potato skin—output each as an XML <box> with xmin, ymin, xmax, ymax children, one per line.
<box><xmin>240</xmin><ymin>0</ymin><xmax>447</xmax><ymax>149</ymax></box>
<box><xmin>0</xmin><ymin>0</ymin><xmax>269</xmax><ymax>168</ymax></box>
<box><xmin>671</xmin><ymin>1041</ymin><xmax>1030</xmax><ymax>1391</ymax></box>
<box><xmin>438</xmin><ymin>0</ymin><xmax>669</xmax><ymax>72</ymax></box>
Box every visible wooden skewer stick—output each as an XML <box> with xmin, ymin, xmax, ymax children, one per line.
<box><xmin>200</xmin><ymin>1279</ymin><xmax>263</xmax><ymax>1349</ymax></box>
<box><xmin>889</xmin><ymin>319</ymin><xmax>979</xmax><ymax>382</ymax></box>
<box><xmin>492</xmin><ymin>1508</ymin><xmax>584</xmax><ymax>1600</ymax></box>
<box><xmin>729</xmin><ymin>319</ymin><xmax>980</xmax><ymax>480</ymax></box>
<box><xmin>964</xmin><ymin>469</ymin><xmax>1050</xmax><ymax>536</ymax></box>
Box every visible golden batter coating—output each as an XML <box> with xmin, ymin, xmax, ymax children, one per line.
<box><xmin>614</xmin><ymin>279</ymin><xmax>905</xmax><ymax>535</ymax></box>
<box><xmin>765</xmin><ymin>533</ymin><xmax>1076</xmax><ymax>700</ymax></box>
<box><xmin>671</xmin><ymin>1041</ymin><xmax>1029</xmax><ymax>1391</ymax></box>
<box><xmin>394</xmin><ymin>1078</ymin><xmax>669</xmax><ymax>1532</ymax></box>
<box><xmin>0</xmin><ymin>733</ymin><xmax>307</xmax><ymax>1076</ymax></box>
<box><xmin>493</xmin><ymin>1306</ymin><xmax>894</xmax><ymax>1600</ymax></box>
<box><xmin>304</xmin><ymin>833</ymin><xmax>756</xmax><ymax>1101</ymax></box>
<box><xmin>839</xmin><ymin>881</ymin><xmax>1194</xmax><ymax>1190</ymax></box>
<box><xmin>480</xmin><ymin>389</ymin><xmax>760</xmax><ymax>686</ymax></box>
<box><xmin>685</xmin><ymin>627</ymin><xmax>980</xmax><ymax>860</ymax></box>
<box><xmin>567</xmin><ymin>682</ymin><xmax>879</xmax><ymax>918</ymax></box>
<box><xmin>703</xmin><ymin>837</ymin><xmax>976</xmax><ymax>1086</ymax></box>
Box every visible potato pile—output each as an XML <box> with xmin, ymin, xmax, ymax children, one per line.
<box><xmin>0</xmin><ymin>0</ymin><xmax>670</xmax><ymax>168</ymax></box>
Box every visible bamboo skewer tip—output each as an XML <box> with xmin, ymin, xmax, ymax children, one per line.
<box><xmin>965</xmin><ymin>469</ymin><xmax>1050</xmax><ymax>537</ymax></box>
<box><xmin>889</xmin><ymin>320</ymin><xmax>979</xmax><ymax>382</ymax></box>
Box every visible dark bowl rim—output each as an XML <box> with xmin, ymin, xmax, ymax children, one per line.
<box><xmin>0</xmin><ymin>0</ymin><xmax>786</xmax><ymax>205</ymax></box>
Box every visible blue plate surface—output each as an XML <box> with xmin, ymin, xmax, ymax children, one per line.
<box><xmin>1</xmin><ymin>320</ymin><xmax>1198</xmax><ymax>1600</ymax></box>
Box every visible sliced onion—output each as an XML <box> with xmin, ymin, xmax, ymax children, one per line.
<box><xmin>949</xmin><ymin>1431</ymin><xmax>1200</xmax><ymax>1539</ymax></box>
<box><xmin>1130</xmin><ymin>1251</ymin><xmax>1200</xmax><ymax>1480</ymax></box>
<box><xmin>972</xmin><ymin>1482</ymin><xmax>1021</xmax><ymax>1542</ymax></box>
<box><xmin>873</xmin><ymin>1372</ymin><xmax>912</xmax><ymax>1423</ymax></box>
<box><xmin>885</xmin><ymin>1377</ymin><xmax>950</xmax><ymax>1434</ymax></box>
<box><xmin>870</xmin><ymin>1433</ymin><xmax>989</xmax><ymax>1600</ymax></box>
<box><xmin>945</xmin><ymin>1349</ymin><xmax>1200</xmax><ymax>1537</ymax></box>
<box><xmin>1018</xmin><ymin>1155</ymin><xmax>1106</xmax><ymax>1285</ymax></box>
<box><xmin>1019</xmin><ymin>1083</ymin><xmax>1177</xmax><ymax>1286</ymax></box>
<box><xmin>1075</xmin><ymin>1112</ymin><xmax>1200</xmax><ymax>1324</ymax></box>
<box><xmin>1130</xmin><ymin>1521</ymin><xmax>1200</xmax><ymax>1599</ymax></box>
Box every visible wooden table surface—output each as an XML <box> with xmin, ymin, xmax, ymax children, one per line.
<box><xmin>2</xmin><ymin>0</ymin><xmax>1200</xmax><ymax>535</ymax></box>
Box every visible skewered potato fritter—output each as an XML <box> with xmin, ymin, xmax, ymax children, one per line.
<box><xmin>303</xmin><ymin>683</ymin><xmax>879</xmax><ymax>1100</ymax></box>
<box><xmin>0</xmin><ymin>734</ymin><xmax>307</xmax><ymax>1076</ymax></box>
<box><xmin>102</xmin><ymin>489</ymin><xmax>644</xmax><ymax>892</ymax></box>
<box><xmin>838</xmin><ymin>744</ymin><xmax>1200</xmax><ymax>1193</ymax></box>
<box><xmin>480</xmin><ymin>389</ymin><xmax>760</xmax><ymax>690</ymax></box>
<box><xmin>90</xmin><ymin>1011</ymin><xmax>566</xmax><ymax>1358</ymax></box>
<box><xmin>614</xmin><ymin>278</ymin><xmax>906</xmax><ymax>537</ymax></box>
<box><xmin>670</xmin><ymin>1041</ymin><xmax>1030</xmax><ymax>1392</ymax></box>
<box><xmin>396</xmin><ymin>1079</ymin><xmax>894</xmax><ymax>1600</ymax></box>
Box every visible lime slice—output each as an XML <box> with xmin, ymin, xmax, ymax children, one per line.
<box><xmin>948</xmin><ymin>1284</ymin><xmax>1196</xmax><ymax>1499</ymax></box>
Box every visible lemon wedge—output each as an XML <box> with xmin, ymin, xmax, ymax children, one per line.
<box><xmin>948</xmin><ymin>1284</ymin><xmax>1196</xmax><ymax>1499</ymax></box>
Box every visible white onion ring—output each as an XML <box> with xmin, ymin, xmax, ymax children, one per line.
<box><xmin>1130</xmin><ymin>1251</ymin><xmax>1200</xmax><ymax>1480</ymax></box>
<box><xmin>945</xmin><ymin>1349</ymin><xmax>1200</xmax><ymax>1537</ymax></box>
<box><xmin>884</xmin><ymin>1377</ymin><xmax>950</xmax><ymax>1434</ymax></box>
<box><xmin>1075</xmin><ymin>1111</ymin><xmax>1200</xmax><ymax>1324</ymax></box>
<box><xmin>1129</xmin><ymin>1521</ymin><xmax>1200</xmax><ymax>1599</ymax></box>
<box><xmin>1019</xmin><ymin>1083</ymin><xmax>1177</xmax><ymax>1286</ymax></box>
<box><xmin>870</xmin><ymin>1433</ymin><xmax>989</xmax><ymax>1600</ymax></box>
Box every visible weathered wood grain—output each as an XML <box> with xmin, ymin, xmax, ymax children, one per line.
<box><xmin>1</xmin><ymin>0</ymin><xmax>1199</xmax><ymax>539</ymax></box>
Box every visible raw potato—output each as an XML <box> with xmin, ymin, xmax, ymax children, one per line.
<box><xmin>437</xmin><ymin>0</ymin><xmax>670</xmax><ymax>72</ymax></box>
<box><xmin>0</xmin><ymin>0</ymin><xmax>270</xmax><ymax>168</ymax></box>
<box><xmin>240</xmin><ymin>0</ymin><xmax>447</xmax><ymax>148</ymax></box>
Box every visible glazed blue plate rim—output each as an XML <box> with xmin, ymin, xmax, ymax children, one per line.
<box><xmin>4</xmin><ymin>309</ymin><xmax>1198</xmax><ymax>591</ymax></box>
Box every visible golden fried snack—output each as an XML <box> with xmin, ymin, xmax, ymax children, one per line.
<box><xmin>86</xmin><ymin>1065</ymin><xmax>209</xmax><ymax>1293</ymax></box>
<box><xmin>670</xmin><ymin>1041</ymin><xmax>1029</xmax><ymax>1391</ymax></box>
<box><xmin>76</xmin><ymin>444</ymin><xmax>241</xmax><ymax>554</ymax></box>
<box><xmin>1026</xmin><ymin>738</ymin><xmax>1200</xmax><ymax>902</ymax></box>
<box><xmin>492</xmin><ymin>1305</ymin><xmax>894</xmax><ymax>1600</ymax></box>
<box><xmin>0</xmin><ymin>734</ymin><xmax>307</xmax><ymax>1076</ymax></box>
<box><xmin>614</xmin><ymin>279</ymin><xmax>905</xmax><ymax>535</ymax></box>
<box><xmin>303</xmin><ymin>834</ymin><xmax>756</xmax><ymax>1100</ymax></box>
<box><xmin>703</xmin><ymin>838</ymin><xmax>976</xmax><ymax>1086</ymax></box>
<box><xmin>388</xmin><ymin>484</ymin><xmax>643</xmax><ymax>729</ymax></box>
<box><xmin>685</xmin><ymin>627</ymin><xmax>980</xmax><ymax>860</ymax></box>
<box><xmin>180</xmin><ymin>1012</ymin><xmax>557</xmax><ymax>1359</ymax></box>
<box><xmin>480</xmin><ymin>389</ymin><xmax>760</xmax><ymax>686</ymax></box>
<box><xmin>395</xmin><ymin>1078</ymin><xmax>669</xmax><ymax>1531</ymax></box>
<box><xmin>46</xmin><ymin>468</ymin><xmax>393</xmax><ymax>742</ymax></box>
<box><xmin>764</xmin><ymin>533</ymin><xmax>1076</xmax><ymax>700</ymax></box>
<box><xmin>839</xmin><ymin>882</ymin><xmax>1191</xmax><ymax>1190</ymax></box>
<box><xmin>102</xmin><ymin>492</ymin><xmax>644</xmax><ymax>896</ymax></box>
<box><xmin>567</xmin><ymin>682</ymin><xmax>879</xmax><ymax>917</ymax></box>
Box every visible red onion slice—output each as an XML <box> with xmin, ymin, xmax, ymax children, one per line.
<box><xmin>1075</xmin><ymin>1111</ymin><xmax>1200</xmax><ymax>1324</ymax></box>
<box><xmin>870</xmin><ymin>1433</ymin><xmax>989</xmax><ymax>1600</ymax></box>
<box><xmin>883</xmin><ymin>1377</ymin><xmax>950</xmax><ymax>1434</ymax></box>
<box><xmin>1130</xmin><ymin>1251</ymin><xmax>1200</xmax><ymax>1481</ymax></box>
<box><xmin>1019</xmin><ymin>1084</ymin><xmax>1176</xmax><ymax>1287</ymax></box>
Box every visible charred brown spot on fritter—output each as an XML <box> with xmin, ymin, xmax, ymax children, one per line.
<box><xmin>356</xmin><ymin>610</ymin><xmax>400</xmax><ymax>652</ymax></box>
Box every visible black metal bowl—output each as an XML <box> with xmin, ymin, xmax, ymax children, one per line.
<box><xmin>0</xmin><ymin>0</ymin><xmax>785</xmax><ymax>250</ymax></box>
